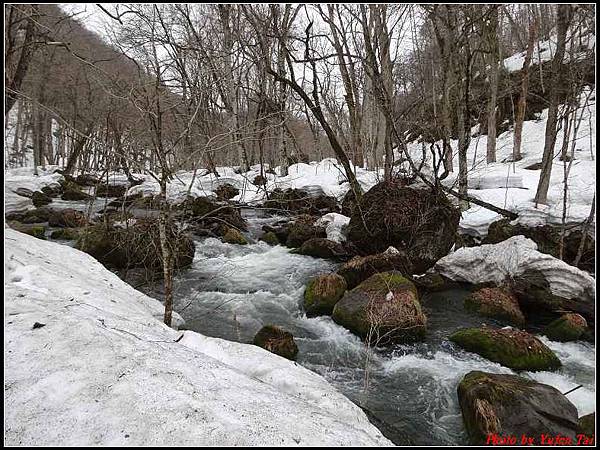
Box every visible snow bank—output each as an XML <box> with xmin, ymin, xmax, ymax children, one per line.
<box><xmin>4</xmin><ymin>229</ymin><xmax>391</xmax><ymax>446</ymax></box>
<box><xmin>315</xmin><ymin>213</ymin><xmax>351</xmax><ymax>243</ymax></box>
<box><xmin>435</xmin><ymin>235</ymin><xmax>595</xmax><ymax>301</ymax></box>
<box><xmin>5</xmin><ymin>167</ymin><xmax>64</xmax><ymax>214</ymax></box>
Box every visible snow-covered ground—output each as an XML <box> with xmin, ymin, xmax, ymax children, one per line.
<box><xmin>4</xmin><ymin>229</ymin><xmax>391</xmax><ymax>446</ymax></box>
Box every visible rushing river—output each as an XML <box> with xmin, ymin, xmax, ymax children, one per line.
<box><xmin>164</xmin><ymin>209</ymin><xmax>596</xmax><ymax>445</ymax></box>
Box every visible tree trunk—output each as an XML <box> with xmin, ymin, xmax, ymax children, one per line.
<box><xmin>486</xmin><ymin>6</ymin><xmax>500</xmax><ymax>163</ymax></box>
<box><xmin>535</xmin><ymin>5</ymin><xmax>572</xmax><ymax>206</ymax></box>
<box><xmin>513</xmin><ymin>14</ymin><xmax>537</xmax><ymax>161</ymax></box>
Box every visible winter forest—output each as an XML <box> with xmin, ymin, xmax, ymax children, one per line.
<box><xmin>4</xmin><ymin>3</ymin><xmax>596</xmax><ymax>446</ymax></box>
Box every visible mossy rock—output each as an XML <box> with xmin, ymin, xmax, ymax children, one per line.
<box><xmin>96</xmin><ymin>183</ymin><xmax>127</xmax><ymax>198</ymax></box>
<box><xmin>578</xmin><ymin>413</ymin><xmax>595</xmax><ymax>436</ymax></box>
<box><xmin>76</xmin><ymin>220</ymin><xmax>195</xmax><ymax>271</ymax></box>
<box><xmin>285</xmin><ymin>217</ymin><xmax>326</xmax><ymax>248</ymax></box>
<box><xmin>40</xmin><ymin>185</ymin><xmax>62</xmax><ymax>198</ymax></box>
<box><xmin>450</xmin><ymin>327</ymin><xmax>561</xmax><ymax>371</ymax></box>
<box><xmin>544</xmin><ymin>313</ymin><xmax>587</xmax><ymax>342</ymax></box>
<box><xmin>465</xmin><ymin>287</ymin><xmax>526</xmax><ymax>327</ymax></box>
<box><xmin>296</xmin><ymin>238</ymin><xmax>348</xmax><ymax>259</ymax></box>
<box><xmin>21</xmin><ymin>207</ymin><xmax>52</xmax><ymax>224</ymax></box>
<box><xmin>259</xmin><ymin>231</ymin><xmax>279</xmax><ymax>246</ymax></box>
<box><xmin>458</xmin><ymin>370</ymin><xmax>579</xmax><ymax>445</ymax></box>
<box><xmin>48</xmin><ymin>209</ymin><xmax>88</xmax><ymax>228</ymax></box>
<box><xmin>50</xmin><ymin>228</ymin><xmax>81</xmax><ymax>240</ymax></box>
<box><xmin>31</xmin><ymin>191</ymin><xmax>52</xmax><ymax>207</ymax></box>
<box><xmin>253</xmin><ymin>325</ymin><xmax>298</xmax><ymax>360</ymax></box>
<box><xmin>8</xmin><ymin>222</ymin><xmax>46</xmax><ymax>240</ymax></box>
<box><xmin>223</xmin><ymin>228</ymin><xmax>248</xmax><ymax>245</ymax></box>
<box><xmin>411</xmin><ymin>272</ymin><xmax>451</xmax><ymax>292</ymax></box>
<box><xmin>332</xmin><ymin>271</ymin><xmax>426</xmax><ymax>344</ymax></box>
<box><xmin>337</xmin><ymin>248</ymin><xmax>412</xmax><ymax>289</ymax></box>
<box><xmin>60</xmin><ymin>181</ymin><xmax>92</xmax><ymax>201</ymax></box>
<box><xmin>347</xmin><ymin>182</ymin><xmax>460</xmax><ymax>273</ymax></box>
<box><xmin>304</xmin><ymin>274</ymin><xmax>347</xmax><ymax>317</ymax></box>
<box><xmin>183</xmin><ymin>196</ymin><xmax>247</xmax><ymax>232</ymax></box>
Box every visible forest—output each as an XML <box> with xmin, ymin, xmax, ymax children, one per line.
<box><xmin>4</xmin><ymin>3</ymin><xmax>597</xmax><ymax>447</ymax></box>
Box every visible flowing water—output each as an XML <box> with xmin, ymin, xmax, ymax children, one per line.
<box><xmin>168</xmin><ymin>209</ymin><xmax>596</xmax><ymax>445</ymax></box>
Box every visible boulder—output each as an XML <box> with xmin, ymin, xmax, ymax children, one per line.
<box><xmin>96</xmin><ymin>183</ymin><xmax>127</xmax><ymax>198</ymax></box>
<box><xmin>484</xmin><ymin>218</ymin><xmax>594</xmax><ymax>272</ymax></box>
<box><xmin>223</xmin><ymin>228</ymin><xmax>248</xmax><ymax>245</ymax></box>
<box><xmin>60</xmin><ymin>181</ymin><xmax>92</xmax><ymax>201</ymax></box>
<box><xmin>264</xmin><ymin>188</ymin><xmax>339</xmax><ymax>215</ymax></box>
<box><xmin>347</xmin><ymin>182</ymin><xmax>459</xmax><ymax>273</ymax></box>
<box><xmin>341</xmin><ymin>189</ymin><xmax>359</xmax><ymax>217</ymax></box>
<box><xmin>50</xmin><ymin>228</ymin><xmax>81</xmax><ymax>240</ymax></box>
<box><xmin>48</xmin><ymin>209</ymin><xmax>88</xmax><ymax>228</ymax></box>
<box><xmin>75</xmin><ymin>174</ymin><xmax>100</xmax><ymax>186</ymax></box>
<box><xmin>215</xmin><ymin>183</ymin><xmax>239</xmax><ymax>201</ymax></box>
<box><xmin>303</xmin><ymin>274</ymin><xmax>347</xmax><ymax>317</ymax></box>
<box><xmin>14</xmin><ymin>187</ymin><xmax>34</xmax><ymax>198</ymax></box>
<box><xmin>21</xmin><ymin>207</ymin><xmax>52</xmax><ymax>224</ymax></box>
<box><xmin>253</xmin><ymin>175</ymin><xmax>267</xmax><ymax>186</ymax></box>
<box><xmin>543</xmin><ymin>313</ymin><xmax>587</xmax><ymax>342</ymax></box>
<box><xmin>76</xmin><ymin>220</ymin><xmax>195</xmax><ymax>271</ymax></box>
<box><xmin>285</xmin><ymin>216</ymin><xmax>326</xmax><ymax>248</ymax></box>
<box><xmin>295</xmin><ymin>238</ymin><xmax>349</xmax><ymax>259</ymax></box>
<box><xmin>31</xmin><ymin>191</ymin><xmax>52</xmax><ymax>207</ymax></box>
<box><xmin>464</xmin><ymin>287</ymin><xmax>526</xmax><ymax>327</ymax></box>
<box><xmin>457</xmin><ymin>370</ymin><xmax>579</xmax><ymax>445</ymax></box>
<box><xmin>450</xmin><ymin>327</ymin><xmax>561</xmax><ymax>371</ymax></box>
<box><xmin>40</xmin><ymin>185</ymin><xmax>62</xmax><ymax>198</ymax></box>
<box><xmin>332</xmin><ymin>271</ymin><xmax>427</xmax><ymax>344</ymax></box>
<box><xmin>337</xmin><ymin>247</ymin><xmax>412</xmax><ymax>289</ymax></box>
<box><xmin>253</xmin><ymin>325</ymin><xmax>298</xmax><ymax>361</ymax></box>
<box><xmin>259</xmin><ymin>231</ymin><xmax>279</xmax><ymax>246</ymax></box>
<box><xmin>183</xmin><ymin>196</ymin><xmax>247</xmax><ymax>234</ymax></box>
<box><xmin>411</xmin><ymin>272</ymin><xmax>452</xmax><ymax>293</ymax></box>
<box><xmin>578</xmin><ymin>413</ymin><xmax>595</xmax><ymax>436</ymax></box>
<box><xmin>7</xmin><ymin>222</ymin><xmax>46</xmax><ymax>240</ymax></box>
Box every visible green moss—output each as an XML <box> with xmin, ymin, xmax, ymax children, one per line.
<box><xmin>356</xmin><ymin>271</ymin><xmax>417</xmax><ymax>296</ymax></box>
<box><xmin>223</xmin><ymin>228</ymin><xmax>248</xmax><ymax>245</ymax></box>
<box><xmin>304</xmin><ymin>274</ymin><xmax>347</xmax><ymax>316</ymax></box>
<box><xmin>578</xmin><ymin>413</ymin><xmax>595</xmax><ymax>436</ymax></box>
<box><xmin>544</xmin><ymin>314</ymin><xmax>586</xmax><ymax>342</ymax></box>
<box><xmin>259</xmin><ymin>231</ymin><xmax>279</xmax><ymax>246</ymax></box>
<box><xmin>50</xmin><ymin>228</ymin><xmax>80</xmax><ymax>240</ymax></box>
<box><xmin>29</xmin><ymin>225</ymin><xmax>46</xmax><ymax>240</ymax></box>
<box><xmin>450</xmin><ymin>328</ymin><xmax>561</xmax><ymax>371</ymax></box>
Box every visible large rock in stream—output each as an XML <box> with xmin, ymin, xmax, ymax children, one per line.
<box><xmin>464</xmin><ymin>287</ymin><xmax>526</xmax><ymax>327</ymax></box>
<box><xmin>347</xmin><ymin>182</ymin><xmax>460</xmax><ymax>273</ymax></box>
<box><xmin>303</xmin><ymin>274</ymin><xmax>347</xmax><ymax>317</ymax></box>
<box><xmin>253</xmin><ymin>325</ymin><xmax>298</xmax><ymax>361</ymax></box>
<box><xmin>450</xmin><ymin>327</ymin><xmax>561</xmax><ymax>371</ymax></box>
<box><xmin>75</xmin><ymin>219</ymin><xmax>195</xmax><ymax>271</ymax></box>
<box><xmin>332</xmin><ymin>271</ymin><xmax>427</xmax><ymax>344</ymax></box>
<box><xmin>458</xmin><ymin>371</ymin><xmax>579</xmax><ymax>445</ymax></box>
<box><xmin>337</xmin><ymin>247</ymin><xmax>412</xmax><ymax>289</ymax></box>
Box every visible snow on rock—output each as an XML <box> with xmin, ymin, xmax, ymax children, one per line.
<box><xmin>435</xmin><ymin>235</ymin><xmax>595</xmax><ymax>301</ymax></box>
<box><xmin>4</xmin><ymin>228</ymin><xmax>391</xmax><ymax>446</ymax></box>
<box><xmin>5</xmin><ymin>167</ymin><xmax>64</xmax><ymax>214</ymax></box>
<box><xmin>314</xmin><ymin>213</ymin><xmax>350</xmax><ymax>243</ymax></box>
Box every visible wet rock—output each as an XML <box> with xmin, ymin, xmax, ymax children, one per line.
<box><xmin>337</xmin><ymin>247</ymin><xmax>412</xmax><ymax>290</ymax></box>
<box><xmin>332</xmin><ymin>271</ymin><xmax>427</xmax><ymax>344</ymax></box>
<box><xmin>449</xmin><ymin>327</ymin><xmax>561</xmax><ymax>371</ymax></box>
<box><xmin>259</xmin><ymin>231</ymin><xmax>280</xmax><ymax>246</ymax></box>
<box><xmin>40</xmin><ymin>185</ymin><xmax>62</xmax><ymax>198</ymax></box>
<box><xmin>464</xmin><ymin>287</ymin><xmax>526</xmax><ymax>327</ymax></box>
<box><xmin>215</xmin><ymin>183</ymin><xmax>239</xmax><ymax>201</ymax></box>
<box><xmin>543</xmin><ymin>313</ymin><xmax>587</xmax><ymax>342</ymax></box>
<box><xmin>347</xmin><ymin>182</ymin><xmax>459</xmax><ymax>273</ymax></box>
<box><xmin>524</xmin><ymin>162</ymin><xmax>543</xmax><ymax>170</ymax></box>
<box><xmin>223</xmin><ymin>228</ymin><xmax>248</xmax><ymax>245</ymax></box>
<box><xmin>253</xmin><ymin>325</ymin><xmax>298</xmax><ymax>361</ymax></box>
<box><xmin>21</xmin><ymin>207</ymin><xmax>52</xmax><ymax>224</ymax></box>
<box><xmin>264</xmin><ymin>188</ymin><xmax>339</xmax><ymax>215</ymax></box>
<box><xmin>60</xmin><ymin>180</ymin><xmax>92</xmax><ymax>201</ymax></box>
<box><xmin>14</xmin><ymin>187</ymin><xmax>34</xmax><ymax>198</ymax></box>
<box><xmin>7</xmin><ymin>222</ymin><xmax>46</xmax><ymax>240</ymax></box>
<box><xmin>31</xmin><ymin>191</ymin><xmax>52</xmax><ymax>207</ymax></box>
<box><xmin>457</xmin><ymin>370</ymin><xmax>579</xmax><ymax>445</ymax></box>
<box><xmin>182</xmin><ymin>196</ymin><xmax>247</xmax><ymax>234</ymax></box>
<box><xmin>484</xmin><ymin>218</ymin><xmax>595</xmax><ymax>272</ymax></box>
<box><xmin>295</xmin><ymin>238</ymin><xmax>349</xmax><ymax>259</ymax></box>
<box><xmin>75</xmin><ymin>220</ymin><xmax>195</xmax><ymax>271</ymax></box>
<box><xmin>75</xmin><ymin>174</ymin><xmax>100</xmax><ymax>186</ymax></box>
<box><xmin>96</xmin><ymin>183</ymin><xmax>127</xmax><ymax>198</ymax></box>
<box><xmin>50</xmin><ymin>228</ymin><xmax>81</xmax><ymax>240</ymax></box>
<box><xmin>411</xmin><ymin>272</ymin><xmax>453</xmax><ymax>293</ymax></box>
<box><xmin>303</xmin><ymin>274</ymin><xmax>347</xmax><ymax>317</ymax></box>
<box><xmin>285</xmin><ymin>216</ymin><xmax>326</xmax><ymax>248</ymax></box>
<box><xmin>578</xmin><ymin>413</ymin><xmax>595</xmax><ymax>436</ymax></box>
<box><xmin>48</xmin><ymin>209</ymin><xmax>88</xmax><ymax>228</ymax></box>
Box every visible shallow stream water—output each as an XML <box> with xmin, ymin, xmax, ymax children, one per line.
<box><xmin>167</xmin><ymin>209</ymin><xmax>596</xmax><ymax>445</ymax></box>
